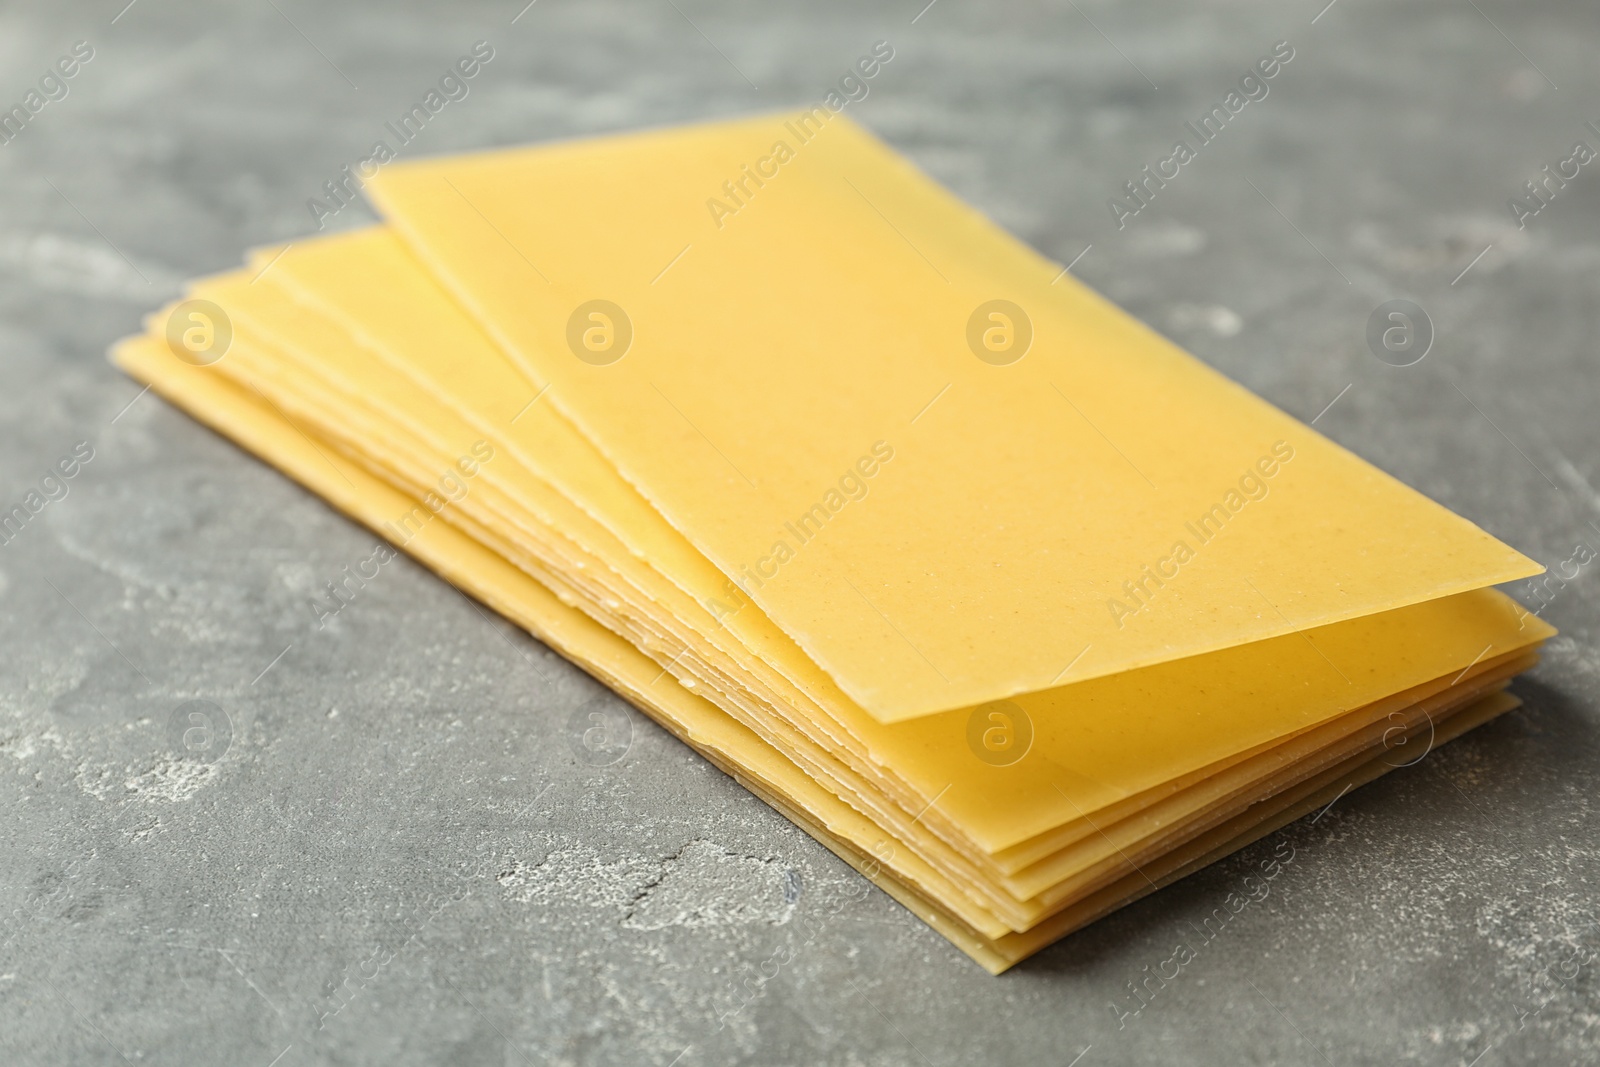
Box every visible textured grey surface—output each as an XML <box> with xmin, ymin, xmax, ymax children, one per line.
<box><xmin>2</xmin><ymin>1</ymin><xmax>1599</xmax><ymax>1064</ymax></box>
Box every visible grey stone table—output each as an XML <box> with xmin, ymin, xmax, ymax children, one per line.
<box><xmin>2</xmin><ymin>1</ymin><xmax>1597</xmax><ymax>1064</ymax></box>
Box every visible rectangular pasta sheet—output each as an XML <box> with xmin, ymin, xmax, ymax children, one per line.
<box><xmin>363</xmin><ymin>114</ymin><xmax>1538</xmax><ymax>720</ymax></box>
<box><xmin>110</xmin><ymin>114</ymin><xmax>1551</xmax><ymax>971</ymax></box>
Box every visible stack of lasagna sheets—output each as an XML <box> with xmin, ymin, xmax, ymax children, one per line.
<box><xmin>112</xmin><ymin>115</ymin><xmax>1550</xmax><ymax>972</ymax></box>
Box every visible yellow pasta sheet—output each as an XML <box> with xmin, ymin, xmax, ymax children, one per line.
<box><xmin>108</xmin><ymin>114</ymin><xmax>1555</xmax><ymax>973</ymax></box>
<box><xmin>358</xmin><ymin>113</ymin><xmax>1539</xmax><ymax>720</ymax></box>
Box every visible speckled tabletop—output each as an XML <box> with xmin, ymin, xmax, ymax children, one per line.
<box><xmin>2</xmin><ymin>1</ymin><xmax>1598</xmax><ymax>1064</ymax></box>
